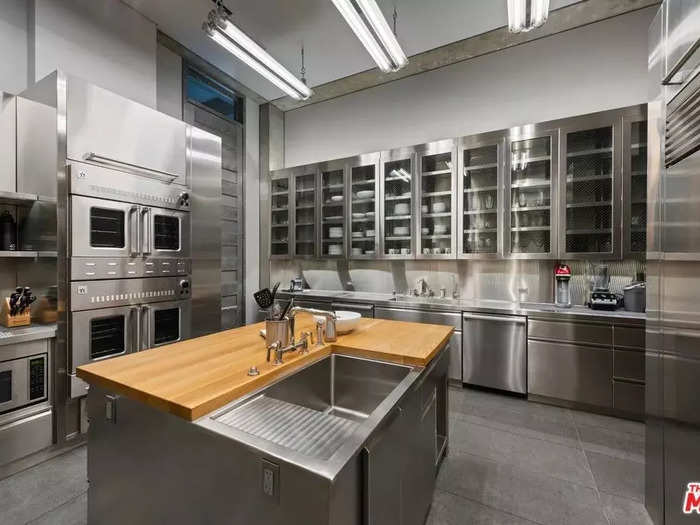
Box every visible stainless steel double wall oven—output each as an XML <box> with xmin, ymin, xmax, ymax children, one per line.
<box><xmin>67</xmin><ymin>162</ymin><xmax>193</xmax><ymax>398</ymax></box>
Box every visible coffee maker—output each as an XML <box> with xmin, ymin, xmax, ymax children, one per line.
<box><xmin>554</xmin><ymin>263</ymin><xmax>572</xmax><ymax>308</ymax></box>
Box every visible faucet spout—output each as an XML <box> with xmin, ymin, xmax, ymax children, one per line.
<box><xmin>287</xmin><ymin>307</ymin><xmax>338</xmax><ymax>344</ymax></box>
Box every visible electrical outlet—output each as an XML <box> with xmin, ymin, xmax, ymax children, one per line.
<box><xmin>261</xmin><ymin>459</ymin><xmax>279</xmax><ymax>502</ymax></box>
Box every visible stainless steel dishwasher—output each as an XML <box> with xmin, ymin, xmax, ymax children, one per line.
<box><xmin>462</xmin><ymin>312</ymin><xmax>527</xmax><ymax>394</ymax></box>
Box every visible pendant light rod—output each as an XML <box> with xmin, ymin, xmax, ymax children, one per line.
<box><xmin>203</xmin><ymin>6</ymin><xmax>312</xmax><ymax>100</ymax></box>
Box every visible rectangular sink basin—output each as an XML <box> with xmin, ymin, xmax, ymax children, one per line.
<box><xmin>210</xmin><ymin>355</ymin><xmax>412</xmax><ymax>460</ymax></box>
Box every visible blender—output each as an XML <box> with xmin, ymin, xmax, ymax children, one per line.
<box><xmin>554</xmin><ymin>263</ymin><xmax>572</xmax><ymax>308</ymax></box>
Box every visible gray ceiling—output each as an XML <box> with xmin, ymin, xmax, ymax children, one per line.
<box><xmin>123</xmin><ymin>0</ymin><xmax>582</xmax><ymax>101</ymax></box>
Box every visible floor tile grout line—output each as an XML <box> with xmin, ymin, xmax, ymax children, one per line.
<box><xmin>445</xmin><ymin>448</ymin><xmax>604</xmax><ymax>496</ymax></box>
<box><xmin>449</xmin><ymin>411</ymin><xmax>582</xmax><ymax>452</ymax></box>
<box><xmin>572</xmin><ymin>415</ymin><xmax>612</xmax><ymax>525</ymax></box>
<box><xmin>24</xmin><ymin>488</ymin><xmax>88</xmax><ymax>525</ymax></box>
<box><xmin>435</xmin><ymin>487</ymin><xmax>546</xmax><ymax>525</ymax></box>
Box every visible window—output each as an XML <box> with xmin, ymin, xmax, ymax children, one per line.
<box><xmin>185</xmin><ymin>68</ymin><xmax>243</xmax><ymax>123</ymax></box>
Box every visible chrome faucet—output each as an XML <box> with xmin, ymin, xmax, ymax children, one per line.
<box><xmin>286</xmin><ymin>307</ymin><xmax>337</xmax><ymax>344</ymax></box>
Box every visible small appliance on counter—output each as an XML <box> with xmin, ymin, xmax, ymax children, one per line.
<box><xmin>0</xmin><ymin>210</ymin><xmax>17</xmax><ymax>251</ymax></box>
<box><xmin>587</xmin><ymin>265</ymin><xmax>621</xmax><ymax>311</ymax></box>
<box><xmin>622</xmin><ymin>281</ymin><xmax>646</xmax><ymax>312</ymax></box>
<box><xmin>289</xmin><ymin>277</ymin><xmax>304</xmax><ymax>292</ymax></box>
<box><xmin>554</xmin><ymin>263</ymin><xmax>572</xmax><ymax>308</ymax></box>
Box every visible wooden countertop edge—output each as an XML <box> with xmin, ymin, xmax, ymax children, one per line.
<box><xmin>77</xmin><ymin>323</ymin><xmax>454</xmax><ymax>421</ymax></box>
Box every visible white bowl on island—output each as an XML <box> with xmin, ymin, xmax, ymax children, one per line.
<box><xmin>314</xmin><ymin>310</ymin><xmax>361</xmax><ymax>334</ymax></box>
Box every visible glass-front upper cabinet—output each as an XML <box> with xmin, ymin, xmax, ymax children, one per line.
<box><xmin>319</xmin><ymin>160</ymin><xmax>347</xmax><ymax>258</ymax></box>
<box><xmin>348</xmin><ymin>153</ymin><xmax>380</xmax><ymax>259</ymax></box>
<box><xmin>624</xmin><ymin>115</ymin><xmax>647</xmax><ymax>256</ymax></box>
<box><xmin>293</xmin><ymin>165</ymin><xmax>318</xmax><ymax>258</ymax></box>
<box><xmin>380</xmin><ymin>147</ymin><xmax>416</xmax><ymax>258</ymax></box>
<box><xmin>417</xmin><ymin>140</ymin><xmax>457</xmax><ymax>259</ymax></box>
<box><xmin>458</xmin><ymin>132</ymin><xmax>504</xmax><ymax>258</ymax></box>
<box><xmin>506</xmin><ymin>128</ymin><xmax>558</xmax><ymax>258</ymax></box>
<box><xmin>270</xmin><ymin>169</ymin><xmax>292</xmax><ymax>258</ymax></box>
<box><xmin>559</xmin><ymin>115</ymin><xmax>621</xmax><ymax>259</ymax></box>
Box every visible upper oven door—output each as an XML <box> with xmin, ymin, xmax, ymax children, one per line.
<box><xmin>70</xmin><ymin>305</ymin><xmax>139</xmax><ymax>374</ymax></box>
<box><xmin>142</xmin><ymin>207</ymin><xmax>191</xmax><ymax>259</ymax></box>
<box><xmin>141</xmin><ymin>300</ymin><xmax>191</xmax><ymax>349</ymax></box>
<box><xmin>71</xmin><ymin>195</ymin><xmax>138</xmax><ymax>258</ymax></box>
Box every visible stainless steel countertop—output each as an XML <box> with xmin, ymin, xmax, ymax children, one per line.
<box><xmin>0</xmin><ymin>324</ymin><xmax>57</xmax><ymax>346</ymax></box>
<box><xmin>278</xmin><ymin>290</ymin><xmax>646</xmax><ymax>323</ymax></box>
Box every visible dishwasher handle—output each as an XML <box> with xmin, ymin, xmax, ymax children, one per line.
<box><xmin>462</xmin><ymin>313</ymin><xmax>526</xmax><ymax>324</ymax></box>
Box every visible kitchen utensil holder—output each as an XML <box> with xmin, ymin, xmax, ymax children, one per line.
<box><xmin>0</xmin><ymin>297</ymin><xmax>31</xmax><ymax>327</ymax></box>
<box><xmin>265</xmin><ymin>319</ymin><xmax>290</xmax><ymax>347</ymax></box>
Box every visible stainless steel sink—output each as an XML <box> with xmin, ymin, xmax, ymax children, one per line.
<box><xmin>207</xmin><ymin>354</ymin><xmax>414</xmax><ymax>462</ymax></box>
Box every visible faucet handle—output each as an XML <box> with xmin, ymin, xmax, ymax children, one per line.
<box><xmin>300</xmin><ymin>331</ymin><xmax>313</xmax><ymax>353</ymax></box>
<box><xmin>266</xmin><ymin>341</ymin><xmax>280</xmax><ymax>362</ymax></box>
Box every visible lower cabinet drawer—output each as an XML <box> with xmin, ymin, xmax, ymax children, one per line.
<box><xmin>528</xmin><ymin>340</ymin><xmax>613</xmax><ymax>408</ymax></box>
<box><xmin>613</xmin><ymin>380</ymin><xmax>644</xmax><ymax>416</ymax></box>
<box><xmin>0</xmin><ymin>409</ymin><xmax>53</xmax><ymax>465</ymax></box>
<box><xmin>613</xmin><ymin>349</ymin><xmax>645</xmax><ymax>381</ymax></box>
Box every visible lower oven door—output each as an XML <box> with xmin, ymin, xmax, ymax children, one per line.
<box><xmin>0</xmin><ymin>354</ymin><xmax>48</xmax><ymax>414</ymax></box>
<box><xmin>70</xmin><ymin>305</ymin><xmax>139</xmax><ymax>374</ymax></box>
<box><xmin>141</xmin><ymin>300</ymin><xmax>191</xmax><ymax>349</ymax></box>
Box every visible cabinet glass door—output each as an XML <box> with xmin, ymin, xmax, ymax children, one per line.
<box><xmin>270</xmin><ymin>173</ymin><xmax>291</xmax><ymax>258</ymax></box>
<box><xmin>349</xmin><ymin>155</ymin><xmax>379</xmax><ymax>258</ymax></box>
<box><xmin>294</xmin><ymin>168</ymin><xmax>317</xmax><ymax>257</ymax></box>
<box><xmin>563</xmin><ymin>125</ymin><xmax>617</xmax><ymax>257</ymax></box>
<box><xmin>381</xmin><ymin>152</ymin><xmax>414</xmax><ymax>258</ymax></box>
<box><xmin>508</xmin><ymin>135</ymin><xmax>555</xmax><ymax>257</ymax></box>
<box><xmin>461</xmin><ymin>142</ymin><xmax>500</xmax><ymax>257</ymax></box>
<box><xmin>628</xmin><ymin>120</ymin><xmax>647</xmax><ymax>255</ymax></box>
<box><xmin>320</xmin><ymin>163</ymin><xmax>346</xmax><ymax>258</ymax></box>
<box><xmin>418</xmin><ymin>142</ymin><xmax>456</xmax><ymax>258</ymax></box>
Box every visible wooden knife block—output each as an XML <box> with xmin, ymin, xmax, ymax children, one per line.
<box><xmin>0</xmin><ymin>297</ymin><xmax>31</xmax><ymax>327</ymax></box>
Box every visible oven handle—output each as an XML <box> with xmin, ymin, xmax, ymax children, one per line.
<box><xmin>141</xmin><ymin>207</ymin><xmax>152</xmax><ymax>255</ymax></box>
<box><xmin>129</xmin><ymin>306</ymin><xmax>141</xmax><ymax>353</ymax></box>
<box><xmin>84</xmin><ymin>152</ymin><xmax>178</xmax><ymax>183</ymax></box>
<box><xmin>140</xmin><ymin>305</ymin><xmax>151</xmax><ymax>351</ymax></box>
<box><xmin>129</xmin><ymin>206</ymin><xmax>140</xmax><ymax>257</ymax></box>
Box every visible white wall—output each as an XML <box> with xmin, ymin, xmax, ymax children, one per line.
<box><xmin>0</xmin><ymin>0</ymin><xmax>29</xmax><ymax>94</ymax></box>
<box><xmin>32</xmin><ymin>0</ymin><xmax>157</xmax><ymax>107</ymax></box>
<box><xmin>156</xmin><ymin>43</ymin><xmax>183</xmax><ymax>120</ymax></box>
<box><xmin>244</xmin><ymin>98</ymin><xmax>260</xmax><ymax>324</ymax></box>
<box><xmin>285</xmin><ymin>8</ymin><xmax>655</xmax><ymax>167</ymax></box>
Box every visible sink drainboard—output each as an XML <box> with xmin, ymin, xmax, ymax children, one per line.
<box><xmin>213</xmin><ymin>395</ymin><xmax>360</xmax><ymax>460</ymax></box>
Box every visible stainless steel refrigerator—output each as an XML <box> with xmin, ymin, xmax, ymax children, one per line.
<box><xmin>646</xmin><ymin>2</ymin><xmax>700</xmax><ymax>523</ymax></box>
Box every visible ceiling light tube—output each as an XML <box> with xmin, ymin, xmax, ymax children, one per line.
<box><xmin>507</xmin><ymin>0</ymin><xmax>549</xmax><ymax>33</ymax></box>
<box><xmin>204</xmin><ymin>9</ymin><xmax>312</xmax><ymax>100</ymax></box>
<box><xmin>355</xmin><ymin>0</ymin><xmax>408</xmax><ymax>70</ymax></box>
<box><xmin>331</xmin><ymin>0</ymin><xmax>393</xmax><ymax>72</ymax></box>
<box><xmin>332</xmin><ymin>0</ymin><xmax>408</xmax><ymax>73</ymax></box>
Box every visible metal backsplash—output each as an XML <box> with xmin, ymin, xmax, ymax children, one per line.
<box><xmin>270</xmin><ymin>258</ymin><xmax>646</xmax><ymax>305</ymax></box>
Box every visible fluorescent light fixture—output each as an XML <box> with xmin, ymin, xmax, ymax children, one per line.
<box><xmin>203</xmin><ymin>8</ymin><xmax>312</xmax><ymax>100</ymax></box>
<box><xmin>507</xmin><ymin>0</ymin><xmax>549</xmax><ymax>33</ymax></box>
<box><xmin>332</xmin><ymin>0</ymin><xmax>408</xmax><ymax>73</ymax></box>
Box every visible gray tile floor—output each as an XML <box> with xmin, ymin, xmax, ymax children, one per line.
<box><xmin>0</xmin><ymin>386</ymin><xmax>652</xmax><ymax>525</ymax></box>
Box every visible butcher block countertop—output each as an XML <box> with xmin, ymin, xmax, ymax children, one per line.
<box><xmin>76</xmin><ymin>315</ymin><xmax>453</xmax><ymax>421</ymax></box>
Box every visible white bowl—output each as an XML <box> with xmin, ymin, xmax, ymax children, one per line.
<box><xmin>365</xmin><ymin>230</ymin><xmax>375</xmax><ymax>237</ymax></box>
<box><xmin>421</xmin><ymin>227</ymin><xmax>430</xmax><ymax>235</ymax></box>
<box><xmin>314</xmin><ymin>310</ymin><xmax>361</xmax><ymax>334</ymax></box>
<box><xmin>331</xmin><ymin>195</ymin><xmax>344</xmax><ymax>202</ymax></box>
<box><xmin>434</xmin><ymin>224</ymin><xmax>448</xmax><ymax>234</ymax></box>
<box><xmin>393</xmin><ymin>226</ymin><xmax>409</xmax><ymax>236</ymax></box>
<box><xmin>394</xmin><ymin>203</ymin><xmax>410</xmax><ymax>215</ymax></box>
<box><xmin>357</xmin><ymin>190</ymin><xmax>375</xmax><ymax>199</ymax></box>
<box><xmin>352</xmin><ymin>212</ymin><xmax>365</xmax><ymax>219</ymax></box>
<box><xmin>432</xmin><ymin>202</ymin><xmax>447</xmax><ymax>213</ymax></box>
<box><xmin>351</xmin><ymin>247</ymin><xmax>363</xmax><ymax>255</ymax></box>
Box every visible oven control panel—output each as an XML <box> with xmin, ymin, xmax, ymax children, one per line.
<box><xmin>29</xmin><ymin>357</ymin><xmax>46</xmax><ymax>400</ymax></box>
<box><xmin>71</xmin><ymin>258</ymin><xmax>190</xmax><ymax>280</ymax></box>
<box><xmin>70</xmin><ymin>276</ymin><xmax>191</xmax><ymax>312</ymax></box>
<box><xmin>68</xmin><ymin>161</ymin><xmax>190</xmax><ymax>211</ymax></box>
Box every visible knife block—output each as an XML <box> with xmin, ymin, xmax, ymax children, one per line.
<box><xmin>0</xmin><ymin>297</ymin><xmax>31</xmax><ymax>327</ymax></box>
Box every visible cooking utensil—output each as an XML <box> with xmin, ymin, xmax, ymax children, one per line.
<box><xmin>253</xmin><ymin>288</ymin><xmax>274</xmax><ymax>314</ymax></box>
<box><xmin>271</xmin><ymin>282</ymin><xmax>280</xmax><ymax>304</ymax></box>
<box><xmin>280</xmin><ymin>297</ymin><xmax>294</xmax><ymax>319</ymax></box>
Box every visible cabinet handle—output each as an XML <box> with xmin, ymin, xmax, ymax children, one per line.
<box><xmin>331</xmin><ymin>302</ymin><xmax>374</xmax><ymax>311</ymax></box>
<box><xmin>84</xmin><ymin>152</ymin><xmax>178</xmax><ymax>183</ymax></box>
<box><xmin>462</xmin><ymin>313</ymin><xmax>526</xmax><ymax>324</ymax></box>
